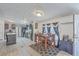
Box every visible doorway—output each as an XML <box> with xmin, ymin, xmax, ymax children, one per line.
<box><xmin>16</xmin><ymin>24</ymin><xmax>33</xmax><ymax>41</ymax></box>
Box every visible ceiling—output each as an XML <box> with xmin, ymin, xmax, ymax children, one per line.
<box><xmin>0</xmin><ymin>3</ymin><xmax>79</xmax><ymax>24</ymax></box>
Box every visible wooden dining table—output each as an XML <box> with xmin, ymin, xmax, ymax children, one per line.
<box><xmin>39</xmin><ymin>35</ymin><xmax>48</xmax><ymax>49</ymax></box>
<box><xmin>35</xmin><ymin>34</ymin><xmax>55</xmax><ymax>50</ymax></box>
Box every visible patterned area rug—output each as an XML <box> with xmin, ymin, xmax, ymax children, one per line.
<box><xmin>29</xmin><ymin>44</ymin><xmax>59</xmax><ymax>56</ymax></box>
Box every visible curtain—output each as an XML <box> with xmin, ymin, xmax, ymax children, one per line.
<box><xmin>21</xmin><ymin>27</ymin><xmax>26</xmax><ymax>37</ymax></box>
<box><xmin>42</xmin><ymin>27</ymin><xmax>45</xmax><ymax>34</ymax></box>
<box><xmin>43</xmin><ymin>25</ymin><xmax>48</xmax><ymax>34</ymax></box>
<box><xmin>47</xmin><ymin>27</ymin><xmax>50</xmax><ymax>33</ymax></box>
<box><xmin>50</xmin><ymin>25</ymin><xmax>55</xmax><ymax>34</ymax></box>
<box><xmin>53</xmin><ymin>26</ymin><xmax>60</xmax><ymax>47</ymax></box>
<box><xmin>51</xmin><ymin>25</ymin><xmax>58</xmax><ymax>46</ymax></box>
<box><xmin>29</xmin><ymin>24</ymin><xmax>33</xmax><ymax>41</ymax></box>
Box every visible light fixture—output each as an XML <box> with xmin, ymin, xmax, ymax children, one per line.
<box><xmin>36</xmin><ymin>12</ymin><xmax>42</xmax><ymax>17</ymax></box>
<box><xmin>33</xmin><ymin>10</ymin><xmax>44</xmax><ymax>17</ymax></box>
<box><xmin>33</xmin><ymin>4</ymin><xmax>45</xmax><ymax>17</ymax></box>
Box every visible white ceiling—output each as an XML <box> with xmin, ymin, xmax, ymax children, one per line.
<box><xmin>0</xmin><ymin>3</ymin><xmax>79</xmax><ymax>24</ymax></box>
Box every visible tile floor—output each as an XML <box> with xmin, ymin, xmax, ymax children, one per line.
<box><xmin>0</xmin><ymin>37</ymin><xmax>35</xmax><ymax>56</ymax></box>
<box><xmin>0</xmin><ymin>37</ymin><xmax>71</xmax><ymax>56</ymax></box>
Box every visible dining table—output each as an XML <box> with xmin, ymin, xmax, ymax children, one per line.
<box><xmin>35</xmin><ymin>33</ymin><xmax>55</xmax><ymax>50</ymax></box>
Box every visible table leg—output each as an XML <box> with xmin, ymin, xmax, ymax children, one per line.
<box><xmin>45</xmin><ymin>37</ymin><xmax>48</xmax><ymax>50</ymax></box>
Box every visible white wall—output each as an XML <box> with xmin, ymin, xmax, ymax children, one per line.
<box><xmin>0</xmin><ymin>20</ymin><xmax>4</xmax><ymax>40</ymax></box>
<box><xmin>74</xmin><ymin>14</ymin><xmax>79</xmax><ymax>56</ymax></box>
<box><xmin>36</xmin><ymin>15</ymin><xmax>73</xmax><ymax>41</ymax></box>
<box><xmin>32</xmin><ymin>21</ymin><xmax>38</xmax><ymax>41</ymax></box>
<box><xmin>59</xmin><ymin>15</ymin><xmax>73</xmax><ymax>40</ymax></box>
<box><xmin>16</xmin><ymin>25</ymin><xmax>22</xmax><ymax>37</ymax></box>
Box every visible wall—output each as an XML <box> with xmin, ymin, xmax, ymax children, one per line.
<box><xmin>16</xmin><ymin>25</ymin><xmax>22</xmax><ymax>37</ymax></box>
<box><xmin>0</xmin><ymin>20</ymin><xmax>4</xmax><ymax>40</ymax></box>
<box><xmin>32</xmin><ymin>21</ymin><xmax>37</xmax><ymax>41</ymax></box>
<box><xmin>36</xmin><ymin>15</ymin><xmax>73</xmax><ymax>41</ymax></box>
<box><xmin>58</xmin><ymin>15</ymin><xmax>73</xmax><ymax>40</ymax></box>
<box><xmin>74</xmin><ymin>14</ymin><xmax>79</xmax><ymax>56</ymax></box>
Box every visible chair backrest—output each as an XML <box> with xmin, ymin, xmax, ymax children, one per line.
<box><xmin>49</xmin><ymin>34</ymin><xmax>55</xmax><ymax>41</ymax></box>
<box><xmin>35</xmin><ymin>33</ymin><xmax>42</xmax><ymax>42</ymax></box>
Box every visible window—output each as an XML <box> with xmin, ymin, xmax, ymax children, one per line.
<box><xmin>50</xmin><ymin>24</ymin><xmax>55</xmax><ymax>34</ymax></box>
<box><xmin>42</xmin><ymin>24</ymin><xmax>48</xmax><ymax>34</ymax></box>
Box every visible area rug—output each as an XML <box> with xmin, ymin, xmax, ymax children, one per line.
<box><xmin>29</xmin><ymin>44</ymin><xmax>59</xmax><ymax>56</ymax></box>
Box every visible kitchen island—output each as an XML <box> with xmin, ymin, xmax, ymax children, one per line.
<box><xmin>6</xmin><ymin>33</ymin><xmax>16</xmax><ymax>45</ymax></box>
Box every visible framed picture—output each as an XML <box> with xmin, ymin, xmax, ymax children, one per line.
<box><xmin>11</xmin><ymin>24</ymin><xmax>16</xmax><ymax>30</ymax></box>
<box><xmin>5</xmin><ymin>23</ymin><xmax>9</xmax><ymax>30</ymax></box>
<box><xmin>35</xmin><ymin>23</ymin><xmax>38</xmax><ymax>29</ymax></box>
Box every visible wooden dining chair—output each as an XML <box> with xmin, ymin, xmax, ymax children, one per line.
<box><xmin>47</xmin><ymin>34</ymin><xmax>55</xmax><ymax>48</ymax></box>
<box><xmin>35</xmin><ymin>33</ymin><xmax>43</xmax><ymax>50</ymax></box>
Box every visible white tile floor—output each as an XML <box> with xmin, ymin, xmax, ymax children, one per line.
<box><xmin>0</xmin><ymin>37</ymin><xmax>35</xmax><ymax>56</ymax></box>
<box><xmin>0</xmin><ymin>37</ymin><xmax>71</xmax><ymax>56</ymax></box>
